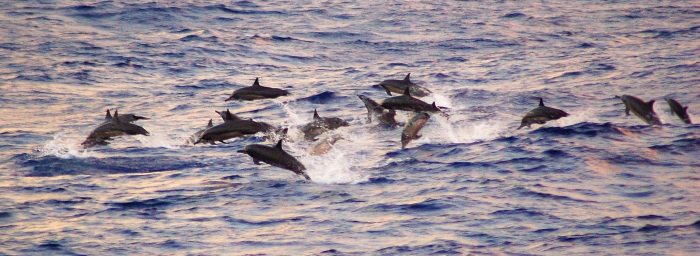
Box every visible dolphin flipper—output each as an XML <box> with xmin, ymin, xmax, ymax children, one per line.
<box><xmin>625</xmin><ymin>106</ymin><xmax>630</xmax><ymax>116</ymax></box>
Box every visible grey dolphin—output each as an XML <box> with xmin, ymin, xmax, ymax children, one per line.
<box><xmin>379</xmin><ymin>87</ymin><xmax>443</xmax><ymax>114</ymax></box>
<box><xmin>357</xmin><ymin>95</ymin><xmax>399</xmax><ymax>127</ymax></box>
<box><xmin>237</xmin><ymin>139</ymin><xmax>311</xmax><ymax>180</ymax></box>
<box><xmin>665</xmin><ymin>98</ymin><xmax>692</xmax><ymax>124</ymax></box>
<box><xmin>401</xmin><ymin>112</ymin><xmax>430</xmax><ymax>149</ymax></box>
<box><xmin>309</xmin><ymin>134</ymin><xmax>344</xmax><ymax>156</ymax></box>
<box><xmin>300</xmin><ymin>109</ymin><xmax>350</xmax><ymax>141</ymax></box>
<box><xmin>188</xmin><ymin>119</ymin><xmax>214</xmax><ymax>145</ymax></box>
<box><xmin>104</xmin><ymin>109</ymin><xmax>150</xmax><ymax>123</ymax></box>
<box><xmin>616</xmin><ymin>95</ymin><xmax>662</xmax><ymax>125</ymax></box>
<box><xmin>225</xmin><ymin>78</ymin><xmax>289</xmax><ymax>101</ymax></box>
<box><xmin>517</xmin><ymin>98</ymin><xmax>569</xmax><ymax>130</ymax></box>
<box><xmin>82</xmin><ymin>110</ymin><xmax>150</xmax><ymax>148</ymax></box>
<box><xmin>194</xmin><ymin>110</ymin><xmax>275</xmax><ymax>144</ymax></box>
<box><xmin>376</xmin><ymin>73</ymin><xmax>431</xmax><ymax>97</ymax></box>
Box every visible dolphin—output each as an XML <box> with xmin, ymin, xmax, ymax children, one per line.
<box><xmin>379</xmin><ymin>87</ymin><xmax>443</xmax><ymax>114</ymax></box>
<box><xmin>665</xmin><ymin>98</ymin><xmax>692</xmax><ymax>124</ymax></box>
<box><xmin>188</xmin><ymin>119</ymin><xmax>214</xmax><ymax>145</ymax></box>
<box><xmin>401</xmin><ymin>112</ymin><xmax>430</xmax><ymax>149</ymax></box>
<box><xmin>82</xmin><ymin>110</ymin><xmax>150</xmax><ymax>148</ymax></box>
<box><xmin>517</xmin><ymin>98</ymin><xmax>569</xmax><ymax>130</ymax></box>
<box><xmin>215</xmin><ymin>109</ymin><xmax>242</xmax><ymax>122</ymax></box>
<box><xmin>237</xmin><ymin>139</ymin><xmax>311</xmax><ymax>180</ymax></box>
<box><xmin>300</xmin><ymin>109</ymin><xmax>350</xmax><ymax>141</ymax></box>
<box><xmin>225</xmin><ymin>78</ymin><xmax>290</xmax><ymax>101</ymax></box>
<box><xmin>104</xmin><ymin>109</ymin><xmax>150</xmax><ymax>123</ymax></box>
<box><xmin>616</xmin><ymin>95</ymin><xmax>662</xmax><ymax>125</ymax></box>
<box><xmin>357</xmin><ymin>95</ymin><xmax>399</xmax><ymax>127</ymax></box>
<box><xmin>194</xmin><ymin>110</ymin><xmax>276</xmax><ymax>144</ymax></box>
<box><xmin>309</xmin><ymin>134</ymin><xmax>344</xmax><ymax>156</ymax></box>
<box><xmin>376</xmin><ymin>73</ymin><xmax>431</xmax><ymax>97</ymax></box>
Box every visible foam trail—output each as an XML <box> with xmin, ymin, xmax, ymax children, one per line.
<box><xmin>556</xmin><ymin>108</ymin><xmax>599</xmax><ymax>127</ymax></box>
<box><xmin>37</xmin><ymin>132</ymin><xmax>96</xmax><ymax>159</ymax></box>
<box><xmin>430</xmin><ymin>115</ymin><xmax>511</xmax><ymax>144</ymax></box>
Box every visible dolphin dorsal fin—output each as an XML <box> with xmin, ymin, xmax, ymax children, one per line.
<box><xmin>684</xmin><ymin>106</ymin><xmax>689</xmax><ymax>112</ymax></box>
<box><xmin>105</xmin><ymin>109</ymin><xmax>112</xmax><ymax>120</ymax></box>
<box><xmin>648</xmin><ymin>100</ymin><xmax>655</xmax><ymax>107</ymax></box>
<box><xmin>313</xmin><ymin>109</ymin><xmax>320</xmax><ymax>120</ymax></box>
<box><xmin>432</xmin><ymin>101</ymin><xmax>437</xmax><ymax>108</ymax></box>
<box><xmin>252</xmin><ymin>78</ymin><xmax>260</xmax><ymax>87</ymax></box>
<box><xmin>276</xmin><ymin>139</ymin><xmax>283</xmax><ymax>150</ymax></box>
<box><xmin>403</xmin><ymin>87</ymin><xmax>411</xmax><ymax>97</ymax></box>
<box><xmin>207</xmin><ymin>119</ymin><xmax>213</xmax><ymax>127</ymax></box>
<box><xmin>225</xmin><ymin>109</ymin><xmax>235</xmax><ymax>121</ymax></box>
<box><xmin>113</xmin><ymin>110</ymin><xmax>122</xmax><ymax>124</ymax></box>
<box><xmin>539</xmin><ymin>98</ymin><xmax>545</xmax><ymax>107</ymax></box>
<box><xmin>404</xmin><ymin>73</ymin><xmax>411</xmax><ymax>82</ymax></box>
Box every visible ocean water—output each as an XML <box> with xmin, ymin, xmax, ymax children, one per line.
<box><xmin>1</xmin><ymin>0</ymin><xmax>700</xmax><ymax>254</ymax></box>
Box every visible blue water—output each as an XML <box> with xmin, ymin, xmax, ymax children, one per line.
<box><xmin>2</xmin><ymin>0</ymin><xmax>700</xmax><ymax>254</ymax></box>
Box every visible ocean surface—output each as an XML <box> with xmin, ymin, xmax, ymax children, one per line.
<box><xmin>2</xmin><ymin>0</ymin><xmax>700</xmax><ymax>255</ymax></box>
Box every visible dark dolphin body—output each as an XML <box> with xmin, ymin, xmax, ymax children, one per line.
<box><xmin>82</xmin><ymin>110</ymin><xmax>150</xmax><ymax>148</ymax></box>
<box><xmin>225</xmin><ymin>78</ymin><xmax>289</xmax><ymax>101</ymax></box>
<box><xmin>194</xmin><ymin>110</ymin><xmax>275</xmax><ymax>144</ymax></box>
<box><xmin>376</xmin><ymin>73</ymin><xmax>431</xmax><ymax>97</ymax></box>
<box><xmin>104</xmin><ymin>109</ymin><xmax>149</xmax><ymax>123</ymax></box>
<box><xmin>300</xmin><ymin>109</ymin><xmax>350</xmax><ymax>141</ymax></box>
<box><xmin>401</xmin><ymin>112</ymin><xmax>430</xmax><ymax>149</ymax></box>
<box><xmin>357</xmin><ymin>95</ymin><xmax>399</xmax><ymax>128</ymax></box>
<box><xmin>379</xmin><ymin>87</ymin><xmax>443</xmax><ymax>114</ymax></box>
<box><xmin>188</xmin><ymin>119</ymin><xmax>214</xmax><ymax>145</ymax></box>
<box><xmin>237</xmin><ymin>140</ymin><xmax>310</xmax><ymax>180</ymax></box>
<box><xmin>616</xmin><ymin>95</ymin><xmax>662</xmax><ymax>125</ymax></box>
<box><xmin>665</xmin><ymin>98</ymin><xmax>692</xmax><ymax>124</ymax></box>
<box><xmin>517</xmin><ymin>98</ymin><xmax>569</xmax><ymax>130</ymax></box>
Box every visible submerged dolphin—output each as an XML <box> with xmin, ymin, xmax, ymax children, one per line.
<box><xmin>665</xmin><ymin>98</ymin><xmax>692</xmax><ymax>124</ymax></box>
<box><xmin>376</xmin><ymin>73</ymin><xmax>431</xmax><ymax>97</ymax></box>
<box><xmin>616</xmin><ymin>95</ymin><xmax>662</xmax><ymax>125</ymax></box>
<box><xmin>104</xmin><ymin>109</ymin><xmax>150</xmax><ymax>123</ymax></box>
<box><xmin>517</xmin><ymin>98</ymin><xmax>569</xmax><ymax>130</ymax></box>
<box><xmin>188</xmin><ymin>119</ymin><xmax>214</xmax><ymax>145</ymax></box>
<box><xmin>401</xmin><ymin>112</ymin><xmax>430</xmax><ymax>149</ymax></box>
<box><xmin>309</xmin><ymin>134</ymin><xmax>343</xmax><ymax>156</ymax></box>
<box><xmin>380</xmin><ymin>87</ymin><xmax>443</xmax><ymax>114</ymax></box>
<box><xmin>357</xmin><ymin>95</ymin><xmax>399</xmax><ymax>127</ymax></box>
<box><xmin>300</xmin><ymin>109</ymin><xmax>350</xmax><ymax>141</ymax></box>
<box><xmin>194</xmin><ymin>110</ymin><xmax>275</xmax><ymax>144</ymax></box>
<box><xmin>237</xmin><ymin>139</ymin><xmax>311</xmax><ymax>180</ymax></box>
<box><xmin>225</xmin><ymin>78</ymin><xmax>289</xmax><ymax>101</ymax></box>
<box><xmin>82</xmin><ymin>110</ymin><xmax>150</xmax><ymax>148</ymax></box>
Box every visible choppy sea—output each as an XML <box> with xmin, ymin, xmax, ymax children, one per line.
<box><xmin>2</xmin><ymin>0</ymin><xmax>700</xmax><ymax>255</ymax></box>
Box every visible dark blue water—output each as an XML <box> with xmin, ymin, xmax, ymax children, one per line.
<box><xmin>2</xmin><ymin>1</ymin><xmax>700</xmax><ymax>254</ymax></box>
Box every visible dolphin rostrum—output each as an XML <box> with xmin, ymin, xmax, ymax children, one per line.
<box><xmin>616</xmin><ymin>95</ymin><xmax>662</xmax><ymax>125</ymax></box>
<box><xmin>665</xmin><ymin>98</ymin><xmax>692</xmax><ymax>124</ymax></box>
<box><xmin>82</xmin><ymin>110</ymin><xmax>150</xmax><ymax>148</ymax></box>
<box><xmin>104</xmin><ymin>109</ymin><xmax>150</xmax><ymax>123</ymax></box>
<box><xmin>225</xmin><ymin>78</ymin><xmax>290</xmax><ymax>101</ymax></box>
<box><xmin>401</xmin><ymin>112</ymin><xmax>430</xmax><ymax>149</ymax></box>
<box><xmin>517</xmin><ymin>98</ymin><xmax>569</xmax><ymax>130</ymax></box>
<box><xmin>357</xmin><ymin>94</ymin><xmax>399</xmax><ymax>127</ymax></box>
<box><xmin>237</xmin><ymin>139</ymin><xmax>311</xmax><ymax>180</ymax></box>
<box><xmin>376</xmin><ymin>73</ymin><xmax>431</xmax><ymax>97</ymax></box>
<box><xmin>188</xmin><ymin>119</ymin><xmax>214</xmax><ymax>145</ymax></box>
<box><xmin>300</xmin><ymin>109</ymin><xmax>350</xmax><ymax>141</ymax></box>
<box><xmin>309</xmin><ymin>134</ymin><xmax>344</xmax><ymax>156</ymax></box>
<box><xmin>379</xmin><ymin>87</ymin><xmax>443</xmax><ymax>114</ymax></box>
<box><xmin>194</xmin><ymin>110</ymin><xmax>276</xmax><ymax>144</ymax></box>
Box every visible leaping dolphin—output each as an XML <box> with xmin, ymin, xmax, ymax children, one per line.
<box><xmin>616</xmin><ymin>95</ymin><xmax>662</xmax><ymax>125</ymax></box>
<box><xmin>194</xmin><ymin>110</ymin><xmax>277</xmax><ymax>144</ymax></box>
<box><xmin>82</xmin><ymin>110</ymin><xmax>150</xmax><ymax>148</ymax></box>
<box><xmin>401</xmin><ymin>112</ymin><xmax>430</xmax><ymax>149</ymax></box>
<box><xmin>104</xmin><ymin>109</ymin><xmax>150</xmax><ymax>123</ymax></box>
<box><xmin>237</xmin><ymin>139</ymin><xmax>311</xmax><ymax>180</ymax></box>
<box><xmin>309</xmin><ymin>134</ymin><xmax>344</xmax><ymax>156</ymax></box>
<box><xmin>300</xmin><ymin>109</ymin><xmax>349</xmax><ymax>141</ymax></box>
<box><xmin>188</xmin><ymin>119</ymin><xmax>214</xmax><ymax>145</ymax></box>
<box><xmin>376</xmin><ymin>73</ymin><xmax>431</xmax><ymax>97</ymax></box>
<box><xmin>517</xmin><ymin>98</ymin><xmax>569</xmax><ymax>130</ymax></box>
<box><xmin>379</xmin><ymin>87</ymin><xmax>443</xmax><ymax>114</ymax></box>
<box><xmin>225</xmin><ymin>78</ymin><xmax>290</xmax><ymax>101</ymax></box>
<box><xmin>357</xmin><ymin>95</ymin><xmax>399</xmax><ymax>128</ymax></box>
<box><xmin>665</xmin><ymin>98</ymin><xmax>692</xmax><ymax>124</ymax></box>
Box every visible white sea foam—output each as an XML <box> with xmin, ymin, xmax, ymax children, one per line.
<box><xmin>37</xmin><ymin>132</ymin><xmax>96</xmax><ymax>159</ymax></box>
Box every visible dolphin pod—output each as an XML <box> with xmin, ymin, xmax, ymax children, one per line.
<box><xmin>616</xmin><ymin>95</ymin><xmax>662</xmax><ymax>125</ymax></box>
<box><xmin>82</xmin><ymin>110</ymin><xmax>150</xmax><ymax>148</ymax></box>
<box><xmin>517</xmin><ymin>98</ymin><xmax>570</xmax><ymax>130</ymax></box>
<box><xmin>226</xmin><ymin>78</ymin><xmax>290</xmax><ymax>101</ymax></box>
<box><xmin>237</xmin><ymin>139</ymin><xmax>310</xmax><ymax>180</ymax></box>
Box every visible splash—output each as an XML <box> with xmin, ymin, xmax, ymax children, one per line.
<box><xmin>429</xmin><ymin>115</ymin><xmax>511</xmax><ymax>144</ymax></box>
<box><xmin>557</xmin><ymin>108</ymin><xmax>600</xmax><ymax>127</ymax></box>
<box><xmin>36</xmin><ymin>132</ymin><xmax>95</xmax><ymax>159</ymax></box>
